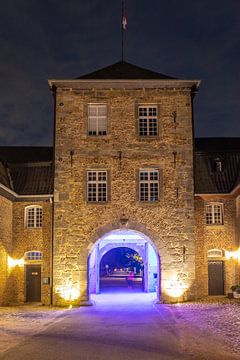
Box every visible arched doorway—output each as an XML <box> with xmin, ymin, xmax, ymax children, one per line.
<box><xmin>88</xmin><ymin>229</ymin><xmax>160</xmax><ymax>302</ymax></box>
<box><xmin>100</xmin><ymin>247</ymin><xmax>144</xmax><ymax>293</ymax></box>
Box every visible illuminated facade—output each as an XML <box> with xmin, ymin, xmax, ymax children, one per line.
<box><xmin>0</xmin><ymin>62</ymin><xmax>239</xmax><ymax>305</ymax></box>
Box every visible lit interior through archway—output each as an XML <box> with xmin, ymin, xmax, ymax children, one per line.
<box><xmin>88</xmin><ymin>229</ymin><xmax>159</xmax><ymax>302</ymax></box>
<box><xmin>100</xmin><ymin>247</ymin><xmax>144</xmax><ymax>293</ymax></box>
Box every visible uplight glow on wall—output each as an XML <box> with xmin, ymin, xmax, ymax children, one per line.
<box><xmin>56</xmin><ymin>282</ymin><xmax>80</xmax><ymax>302</ymax></box>
<box><xmin>163</xmin><ymin>278</ymin><xmax>189</xmax><ymax>298</ymax></box>
<box><xmin>8</xmin><ymin>256</ymin><xmax>24</xmax><ymax>270</ymax></box>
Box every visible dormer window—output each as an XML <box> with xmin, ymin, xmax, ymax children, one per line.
<box><xmin>212</xmin><ymin>157</ymin><xmax>223</xmax><ymax>173</ymax></box>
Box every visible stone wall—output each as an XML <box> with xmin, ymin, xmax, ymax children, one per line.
<box><xmin>195</xmin><ymin>196</ymin><xmax>238</xmax><ymax>297</ymax></box>
<box><xmin>0</xmin><ymin>195</ymin><xmax>13</xmax><ymax>305</ymax></box>
<box><xmin>10</xmin><ymin>200</ymin><xmax>52</xmax><ymax>304</ymax></box>
<box><xmin>53</xmin><ymin>85</ymin><xmax>196</xmax><ymax>305</ymax></box>
<box><xmin>233</xmin><ymin>194</ymin><xmax>240</xmax><ymax>286</ymax></box>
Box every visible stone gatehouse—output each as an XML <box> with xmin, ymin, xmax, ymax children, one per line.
<box><xmin>0</xmin><ymin>61</ymin><xmax>239</xmax><ymax>305</ymax></box>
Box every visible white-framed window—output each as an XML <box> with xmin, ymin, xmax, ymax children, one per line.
<box><xmin>88</xmin><ymin>104</ymin><xmax>107</xmax><ymax>136</ymax></box>
<box><xmin>212</xmin><ymin>157</ymin><xmax>223</xmax><ymax>173</ymax></box>
<box><xmin>25</xmin><ymin>206</ymin><xmax>43</xmax><ymax>228</ymax></box>
<box><xmin>25</xmin><ymin>251</ymin><xmax>43</xmax><ymax>261</ymax></box>
<box><xmin>87</xmin><ymin>170</ymin><xmax>108</xmax><ymax>202</ymax></box>
<box><xmin>139</xmin><ymin>168</ymin><xmax>159</xmax><ymax>202</ymax></box>
<box><xmin>207</xmin><ymin>249</ymin><xmax>224</xmax><ymax>258</ymax></box>
<box><xmin>138</xmin><ymin>105</ymin><xmax>158</xmax><ymax>136</ymax></box>
<box><xmin>205</xmin><ymin>203</ymin><xmax>223</xmax><ymax>225</ymax></box>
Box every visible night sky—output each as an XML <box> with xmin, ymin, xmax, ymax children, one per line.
<box><xmin>1</xmin><ymin>0</ymin><xmax>239</xmax><ymax>146</ymax></box>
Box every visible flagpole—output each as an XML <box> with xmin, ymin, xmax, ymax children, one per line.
<box><xmin>121</xmin><ymin>0</ymin><xmax>127</xmax><ymax>61</ymax></box>
<box><xmin>121</xmin><ymin>0</ymin><xmax>124</xmax><ymax>61</ymax></box>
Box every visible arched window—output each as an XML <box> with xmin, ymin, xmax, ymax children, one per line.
<box><xmin>25</xmin><ymin>206</ymin><xmax>43</xmax><ymax>228</ymax></box>
<box><xmin>25</xmin><ymin>251</ymin><xmax>43</xmax><ymax>261</ymax></box>
<box><xmin>208</xmin><ymin>249</ymin><xmax>224</xmax><ymax>258</ymax></box>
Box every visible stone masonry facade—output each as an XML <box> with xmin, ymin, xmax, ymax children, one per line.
<box><xmin>0</xmin><ymin>62</ymin><xmax>239</xmax><ymax>306</ymax></box>
<box><xmin>52</xmin><ymin>78</ymin><xmax>197</xmax><ymax>305</ymax></box>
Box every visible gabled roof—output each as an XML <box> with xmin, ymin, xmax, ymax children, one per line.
<box><xmin>9</xmin><ymin>163</ymin><xmax>53</xmax><ymax>195</ymax></box>
<box><xmin>0</xmin><ymin>147</ymin><xmax>53</xmax><ymax>195</ymax></box>
<box><xmin>0</xmin><ymin>146</ymin><xmax>53</xmax><ymax>164</ymax></box>
<box><xmin>0</xmin><ymin>138</ymin><xmax>240</xmax><ymax>196</ymax></box>
<box><xmin>195</xmin><ymin>138</ymin><xmax>240</xmax><ymax>152</ymax></box>
<box><xmin>194</xmin><ymin>138</ymin><xmax>240</xmax><ymax>194</ymax></box>
<box><xmin>77</xmin><ymin>61</ymin><xmax>176</xmax><ymax>80</ymax></box>
<box><xmin>0</xmin><ymin>160</ymin><xmax>12</xmax><ymax>189</ymax></box>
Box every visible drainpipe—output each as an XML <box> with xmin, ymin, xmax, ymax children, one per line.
<box><xmin>50</xmin><ymin>197</ymin><xmax>53</xmax><ymax>305</ymax></box>
<box><xmin>191</xmin><ymin>84</ymin><xmax>198</xmax><ymax>195</ymax></box>
<box><xmin>50</xmin><ymin>85</ymin><xmax>57</xmax><ymax>305</ymax></box>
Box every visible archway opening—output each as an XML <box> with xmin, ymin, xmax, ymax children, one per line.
<box><xmin>88</xmin><ymin>229</ymin><xmax>160</xmax><ymax>302</ymax></box>
<box><xmin>100</xmin><ymin>247</ymin><xmax>144</xmax><ymax>293</ymax></box>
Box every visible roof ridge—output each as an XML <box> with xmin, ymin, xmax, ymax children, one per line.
<box><xmin>77</xmin><ymin>60</ymin><xmax>176</xmax><ymax>80</ymax></box>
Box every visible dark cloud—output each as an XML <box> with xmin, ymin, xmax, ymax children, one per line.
<box><xmin>0</xmin><ymin>0</ymin><xmax>239</xmax><ymax>145</ymax></box>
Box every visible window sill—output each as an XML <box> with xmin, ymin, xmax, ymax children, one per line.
<box><xmin>87</xmin><ymin>135</ymin><xmax>110</xmax><ymax>140</ymax></box>
<box><xmin>137</xmin><ymin>201</ymin><xmax>160</xmax><ymax>206</ymax></box>
<box><xmin>136</xmin><ymin>136</ymin><xmax>160</xmax><ymax>140</ymax></box>
<box><xmin>205</xmin><ymin>224</ymin><xmax>224</xmax><ymax>229</ymax></box>
<box><xmin>25</xmin><ymin>227</ymin><xmax>43</xmax><ymax>230</ymax></box>
<box><xmin>87</xmin><ymin>201</ymin><xmax>109</xmax><ymax>205</ymax></box>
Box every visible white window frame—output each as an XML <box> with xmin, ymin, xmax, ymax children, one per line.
<box><xmin>87</xmin><ymin>170</ymin><xmax>108</xmax><ymax>202</ymax></box>
<box><xmin>88</xmin><ymin>104</ymin><xmax>107</xmax><ymax>136</ymax></box>
<box><xmin>139</xmin><ymin>168</ymin><xmax>159</xmax><ymax>202</ymax></box>
<box><xmin>25</xmin><ymin>205</ymin><xmax>43</xmax><ymax>228</ymax></box>
<box><xmin>215</xmin><ymin>159</ymin><xmax>222</xmax><ymax>172</ymax></box>
<box><xmin>25</xmin><ymin>251</ymin><xmax>43</xmax><ymax>261</ymax></box>
<box><xmin>205</xmin><ymin>203</ymin><xmax>223</xmax><ymax>225</ymax></box>
<box><xmin>207</xmin><ymin>249</ymin><xmax>224</xmax><ymax>258</ymax></box>
<box><xmin>138</xmin><ymin>105</ymin><xmax>158</xmax><ymax>137</ymax></box>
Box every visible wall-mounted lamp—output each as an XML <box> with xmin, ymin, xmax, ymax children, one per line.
<box><xmin>120</xmin><ymin>214</ymin><xmax>129</xmax><ymax>226</ymax></box>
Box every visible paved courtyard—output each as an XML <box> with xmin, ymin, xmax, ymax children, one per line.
<box><xmin>0</xmin><ymin>293</ymin><xmax>239</xmax><ymax>360</ymax></box>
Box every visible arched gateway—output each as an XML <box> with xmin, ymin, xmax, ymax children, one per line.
<box><xmin>88</xmin><ymin>229</ymin><xmax>160</xmax><ymax>301</ymax></box>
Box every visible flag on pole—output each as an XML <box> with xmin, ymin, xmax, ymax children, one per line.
<box><xmin>122</xmin><ymin>15</ymin><xmax>127</xmax><ymax>30</ymax></box>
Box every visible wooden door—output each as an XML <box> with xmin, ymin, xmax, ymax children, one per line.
<box><xmin>208</xmin><ymin>260</ymin><xmax>224</xmax><ymax>295</ymax></box>
<box><xmin>26</xmin><ymin>265</ymin><xmax>41</xmax><ymax>302</ymax></box>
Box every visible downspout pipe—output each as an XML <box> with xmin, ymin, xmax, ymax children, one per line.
<box><xmin>50</xmin><ymin>85</ymin><xmax>57</xmax><ymax>305</ymax></box>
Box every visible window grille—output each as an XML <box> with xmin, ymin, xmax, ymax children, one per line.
<box><xmin>25</xmin><ymin>206</ymin><xmax>43</xmax><ymax>228</ymax></box>
<box><xmin>87</xmin><ymin>170</ymin><xmax>107</xmax><ymax>202</ymax></box>
<box><xmin>139</xmin><ymin>169</ymin><xmax>159</xmax><ymax>202</ymax></box>
<box><xmin>88</xmin><ymin>104</ymin><xmax>107</xmax><ymax>136</ymax></box>
<box><xmin>205</xmin><ymin>203</ymin><xmax>223</xmax><ymax>225</ymax></box>
<box><xmin>25</xmin><ymin>251</ymin><xmax>42</xmax><ymax>261</ymax></box>
<box><xmin>138</xmin><ymin>106</ymin><xmax>158</xmax><ymax>136</ymax></box>
<box><xmin>208</xmin><ymin>249</ymin><xmax>223</xmax><ymax>258</ymax></box>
